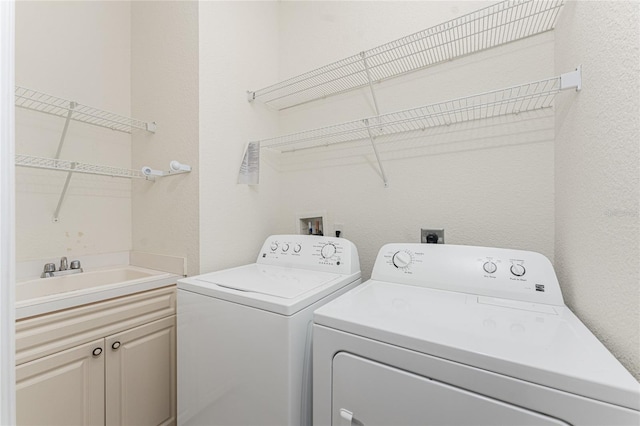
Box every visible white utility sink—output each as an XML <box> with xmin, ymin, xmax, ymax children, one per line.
<box><xmin>16</xmin><ymin>265</ymin><xmax>179</xmax><ymax>320</ymax></box>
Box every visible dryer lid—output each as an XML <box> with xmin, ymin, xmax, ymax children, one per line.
<box><xmin>195</xmin><ymin>264</ymin><xmax>342</xmax><ymax>299</ymax></box>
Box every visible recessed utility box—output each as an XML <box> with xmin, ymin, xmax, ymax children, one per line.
<box><xmin>421</xmin><ymin>228</ymin><xmax>445</xmax><ymax>244</ymax></box>
<box><xmin>297</xmin><ymin>213</ymin><xmax>326</xmax><ymax>236</ymax></box>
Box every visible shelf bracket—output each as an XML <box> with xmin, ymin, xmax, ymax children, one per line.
<box><xmin>361</xmin><ymin>52</ymin><xmax>381</xmax><ymax>116</ymax></box>
<box><xmin>560</xmin><ymin>65</ymin><xmax>582</xmax><ymax>91</ymax></box>
<box><xmin>364</xmin><ymin>118</ymin><xmax>388</xmax><ymax>187</ymax></box>
<box><xmin>54</xmin><ymin>101</ymin><xmax>77</xmax><ymax>159</ymax></box>
<box><xmin>247</xmin><ymin>90</ymin><xmax>256</xmax><ymax>103</ymax></box>
<box><xmin>53</xmin><ymin>162</ymin><xmax>76</xmax><ymax>223</ymax></box>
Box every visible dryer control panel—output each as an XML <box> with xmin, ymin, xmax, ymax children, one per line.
<box><xmin>257</xmin><ymin>235</ymin><xmax>360</xmax><ymax>275</ymax></box>
<box><xmin>372</xmin><ymin>244</ymin><xmax>563</xmax><ymax>306</ymax></box>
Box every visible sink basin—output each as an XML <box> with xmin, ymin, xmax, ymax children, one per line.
<box><xmin>16</xmin><ymin>265</ymin><xmax>179</xmax><ymax>319</ymax></box>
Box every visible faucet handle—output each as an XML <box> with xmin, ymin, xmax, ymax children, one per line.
<box><xmin>70</xmin><ymin>260</ymin><xmax>81</xmax><ymax>270</ymax></box>
<box><xmin>44</xmin><ymin>263</ymin><xmax>56</xmax><ymax>273</ymax></box>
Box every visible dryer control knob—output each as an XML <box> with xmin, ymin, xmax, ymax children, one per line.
<box><xmin>483</xmin><ymin>262</ymin><xmax>497</xmax><ymax>274</ymax></box>
<box><xmin>321</xmin><ymin>243</ymin><xmax>336</xmax><ymax>259</ymax></box>
<box><xmin>510</xmin><ymin>264</ymin><xmax>526</xmax><ymax>277</ymax></box>
<box><xmin>392</xmin><ymin>251</ymin><xmax>412</xmax><ymax>269</ymax></box>
<box><xmin>270</xmin><ymin>242</ymin><xmax>278</xmax><ymax>251</ymax></box>
<box><xmin>293</xmin><ymin>244</ymin><xmax>302</xmax><ymax>253</ymax></box>
<box><xmin>282</xmin><ymin>243</ymin><xmax>290</xmax><ymax>252</ymax></box>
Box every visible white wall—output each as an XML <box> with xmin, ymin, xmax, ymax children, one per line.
<box><xmin>275</xmin><ymin>1</ymin><xmax>556</xmax><ymax>279</ymax></box>
<box><xmin>131</xmin><ymin>1</ymin><xmax>200</xmax><ymax>276</ymax></box>
<box><xmin>198</xmin><ymin>1</ymin><xmax>282</xmax><ymax>274</ymax></box>
<box><xmin>15</xmin><ymin>1</ymin><xmax>132</xmax><ymax>261</ymax></box>
<box><xmin>554</xmin><ymin>1</ymin><xmax>640</xmax><ymax>379</ymax></box>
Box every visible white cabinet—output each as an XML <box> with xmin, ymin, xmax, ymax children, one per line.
<box><xmin>16</xmin><ymin>286</ymin><xmax>176</xmax><ymax>426</ymax></box>
<box><xmin>16</xmin><ymin>339</ymin><xmax>105</xmax><ymax>426</ymax></box>
<box><xmin>106</xmin><ymin>316</ymin><xmax>176</xmax><ymax>426</ymax></box>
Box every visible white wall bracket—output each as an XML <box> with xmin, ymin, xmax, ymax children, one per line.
<box><xmin>141</xmin><ymin>160</ymin><xmax>192</xmax><ymax>179</ymax></box>
<box><xmin>560</xmin><ymin>65</ymin><xmax>582</xmax><ymax>91</ymax></box>
<box><xmin>364</xmin><ymin>118</ymin><xmax>388</xmax><ymax>187</ymax></box>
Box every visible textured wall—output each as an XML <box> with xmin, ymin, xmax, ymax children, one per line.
<box><xmin>198</xmin><ymin>1</ymin><xmax>283</xmax><ymax>274</ymax></box>
<box><xmin>554</xmin><ymin>1</ymin><xmax>640</xmax><ymax>379</ymax></box>
<box><xmin>274</xmin><ymin>1</ymin><xmax>556</xmax><ymax>279</ymax></box>
<box><xmin>15</xmin><ymin>1</ymin><xmax>132</xmax><ymax>260</ymax></box>
<box><xmin>131</xmin><ymin>1</ymin><xmax>200</xmax><ymax>276</ymax></box>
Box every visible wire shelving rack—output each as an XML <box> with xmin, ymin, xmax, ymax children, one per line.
<box><xmin>248</xmin><ymin>68</ymin><xmax>581</xmax><ymax>186</ymax></box>
<box><xmin>248</xmin><ymin>0</ymin><xmax>565</xmax><ymax>110</ymax></box>
<box><xmin>15</xmin><ymin>86</ymin><xmax>156</xmax><ymax>133</ymax></box>
<box><xmin>15</xmin><ymin>155</ymin><xmax>148</xmax><ymax>179</ymax></box>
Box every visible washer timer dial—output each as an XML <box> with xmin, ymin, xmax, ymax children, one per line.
<box><xmin>392</xmin><ymin>251</ymin><xmax>413</xmax><ymax>269</ymax></box>
<box><xmin>321</xmin><ymin>243</ymin><xmax>337</xmax><ymax>259</ymax></box>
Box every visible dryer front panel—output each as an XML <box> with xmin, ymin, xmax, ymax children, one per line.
<box><xmin>331</xmin><ymin>352</ymin><xmax>568</xmax><ymax>426</ymax></box>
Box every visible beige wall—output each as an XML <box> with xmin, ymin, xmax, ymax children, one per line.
<box><xmin>131</xmin><ymin>1</ymin><xmax>200</xmax><ymax>276</ymax></box>
<box><xmin>15</xmin><ymin>1</ymin><xmax>133</xmax><ymax>261</ymax></box>
<box><xmin>554</xmin><ymin>1</ymin><xmax>640</xmax><ymax>379</ymax></box>
<box><xmin>275</xmin><ymin>1</ymin><xmax>556</xmax><ymax>279</ymax></box>
<box><xmin>198</xmin><ymin>1</ymin><xmax>282</xmax><ymax>274</ymax></box>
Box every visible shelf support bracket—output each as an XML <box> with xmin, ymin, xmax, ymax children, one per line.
<box><xmin>55</xmin><ymin>101</ymin><xmax>77</xmax><ymax>159</ymax></box>
<box><xmin>361</xmin><ymin>52</ymin><xmax>381</xmax><ymax>116</ymax></box>
<box><xmin>364</xmin><ymin>119</ymin><xmax>388</xmax><ymax>187</ymax></box>
<box><xmin>560</xmin><ymin>65</ymin><xmax>582</xmax><ymax>91</ymax></box>
<box><xmin>53</xmin><ymin>162</ymin><xmax>76</xmax><ymax>223</ymax></box>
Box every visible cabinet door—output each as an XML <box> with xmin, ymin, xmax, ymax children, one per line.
<box><xmin>105</xmin><ymin>315</ymin><xmax>176</xmax><ymax>426</ymax></box>
<box><xmin>16</xmin><ymin>338</ymin><xmax>105</xmax><ymax>426</ymax></box>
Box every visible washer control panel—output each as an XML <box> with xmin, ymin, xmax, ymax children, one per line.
<box><xmin>373</xmin><ymin>243</ymin><xmax>563</xmax><ymax>306</ymax></box>
<box><xmin>257</xmin><ymin>235</ymin><xmax>360</xmax><ymax>275</ymax></box>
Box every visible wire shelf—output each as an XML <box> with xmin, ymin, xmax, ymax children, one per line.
<box><xmin>15</xmin><ymin>154</ymin><xmax>148</xmax><ymax>179</ymax></box>
<box><xmin>249</xmin><ymin>0</ymin><xmax>564</xmax><ymax>110</ymax></box>
<box><xmin>257</xmin><ymin>73</ymin><xmax>575</xmax><ymax>152</ymax></box>
<box><xmin>15</xmin><ymin>86</ymin><xmax>156</xmax><ymax>133</ymax></box>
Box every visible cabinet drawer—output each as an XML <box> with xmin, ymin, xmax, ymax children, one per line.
<box><xmin>16</xmin><ymin>285</ymin><xmax>176</xmax><ymax>365</ymax></box>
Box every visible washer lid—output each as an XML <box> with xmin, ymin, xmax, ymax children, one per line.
<box><xmin>178</xmin><ymin>264</ymin><xmax>360</xmax><ymax>316</ymax></box>
<box><xmin>195</xmin><ymin>264</ymin><xmax>340</xmax><ymax>299</ymax></box>
<box><xmin>314</xmin><ymin>280</ymin><xmax>640</xmax><ymax>411</ymax></box>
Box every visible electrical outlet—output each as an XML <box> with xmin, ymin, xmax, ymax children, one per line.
<box><xmin>421</xmin><ymin>228</ymin><xmax>445</xmax><ymax>244</ymax></box>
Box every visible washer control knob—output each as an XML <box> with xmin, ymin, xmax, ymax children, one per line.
<box><xmin>293</xmin><ymin>244</ymin><xmax>302</xmax><ymax>253</ymax></box>
<box><xmin>270</xmin><ymin>242</ymin><xmax>278</xmax><ymax>251</ymax></box>
<box><xmin>483</xmin><ymin>262</ymin><xmax>497</xmax><ymax>274</ymax></box>
<box><xmin>321</xmin><ymin>243</ymin><xmax>336</xmax><ymax>259</ymax></box>
<box><xmin>282</xmin><ymin>243</ymin><xmax>290</xmax><ymax>252</ymax></box>
<box><xmin>392</xmin><ymin>251</ymin><xmax>412</xmax><ymax>269</ymax></box>
<box><xmin>510</xmin><ymin>264</ymin><xmax>526</xmax><ymax>277</ymax></box>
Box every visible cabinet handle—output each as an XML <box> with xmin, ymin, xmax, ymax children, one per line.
<box><xmin>111</xmin><ymin>341</ymin><xmax>121</xmax><ymax>350</ymax></box>
<box><xmin>92</xmin><ymin>347</ymin><xmax>103</xmax><ymax>357</ymax></box>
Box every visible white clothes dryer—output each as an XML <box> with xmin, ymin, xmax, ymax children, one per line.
<box><xmin>177</xmin><ymin>235</ymin><xmax>360</xmax><ymax>426</ymax></box>
<box><xmin>313</xmin><ymin>243</ymin><xmax>640</xmax><ymax>426</ymax></box>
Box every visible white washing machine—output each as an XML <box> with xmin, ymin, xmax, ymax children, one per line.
<box><xmin>313</xmin><ymin>243</ymin><xmax>640</xmax><ymax>425</ymax></box>
<box><xmin>177</xmin><ymin>235</ymin><xmax>360</xmax><ymax>426</ymax></box>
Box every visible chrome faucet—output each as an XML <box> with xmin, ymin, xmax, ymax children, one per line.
<box><xmin>41</xmin><ymin>257</ymin><xmax>83</xmax><ymax>278</ymax></box>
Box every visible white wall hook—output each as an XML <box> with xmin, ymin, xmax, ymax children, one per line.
<box><xmin>169</xmin><ymin>160</ymin><xmax>191</xmax><ymax>172</ymax></box>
